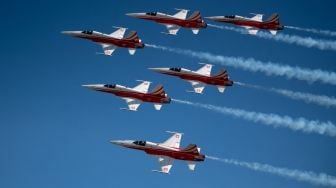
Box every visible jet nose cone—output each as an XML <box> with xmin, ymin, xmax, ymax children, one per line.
<box><xmin>82</xmin><ymin>84</ymin><xmax>102</xmax><ymax>90</ymax></box>
<box><xmin>82</xmin><ymin>84</ymin><xmax>93</xmax><ymax>88</ymax></box>
<box><xmin>148</xmin><ymin>67</ymin><xmax>160</xmax><ymax>71</ymax></box>
<box><xmin>148</xmin><ymin>68</ymin><xmax>168</xmax><ymax>73</ymax></box>
<box><xmin>126</xmin><ymin>13</ymin><xmax>143</xmax><ymax>18</ymax></box>
<box><xmin>110</xmin><ymin>140</ymin><xmax>123</xmax><ymax>145</ymax></box>
<box><xmin>61</xmin><ymin>31</ymin><xmax>79</xmax><ymax>36</ymax></box>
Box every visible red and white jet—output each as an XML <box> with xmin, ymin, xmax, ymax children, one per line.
<box><xmin>206</xmin><ymin>13</ymin><xmax>284</xmax><ymax>35</ymax></box>
<box><xmin>82</xmin><ymin>80</ymin><xmax>171</xmax><ymax>111</ymax></box>
<box><xmin>62</xmin><ymin>27</ymin><xmax>144</xmax><ymax>56</ymax></box>
<box><xmin>126</xmin><ymin>9</ymin><xmax>207</xmax><ymax>35</ymax></box>
<box><xmin>111</xmin><ymin>131</ymin><xmax>205</xmax><ymax>174</ymax></box>
<box><xmin>149</xmin><ymin>64</ymin><xmax>233</xmax><ymax>94</ymax></box>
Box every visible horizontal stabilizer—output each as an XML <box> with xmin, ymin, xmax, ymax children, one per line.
<box><xmin>192</xmin><ymin>28</ymin><xmax>200</xmax><ymax>34</ymax></box>
<box><xmin>154</xmin><ymin>103</ymin><xmax>162</xmax><ymax>111</ymax></box>
<box><xmin>128</xmin><ymin>48</ymin><xmax>136</xmax><ymax>55</ymax></box>
<box><xmin>187</xmin><ymin>161</ymin><xmax>196</xmax><ymax>171</ymax></box>
<box><xmin>217</xmin><ymin>86</ymin><xmax>225</xmax><ymax>93</ymax></box>
<box><xmin>269</xmin><ymin>30</ymin><xmax>277</xmax><ymax>35</ymax></box>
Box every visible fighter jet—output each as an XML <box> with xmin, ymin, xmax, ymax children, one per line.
<box><xmin>149</xmin><ymin>64</ymin><xmax>233</xmax><ymax>94</ymax></box>
<box><xmin>111</xmin><ymin>131</ymin><xmax>205</xmax><ymax>174</ymax></box>
<box><xmin>126</xmin><ymin>9</ymin><xmax>207</xmax><ymax>35</ymax></box>
<box><xmin>62</xmin><ymin>27</ymin><xmax>144</xmax><ymax>56</ymax></box>
<box><xmin>206</xmin><ymin>13</ymin><xmax>284</xmax><ymax>35</ymax></box>
<box><xmin>82</xmin><ymin>80</ymin><xmax>171</xmax><ymax>111</ymax></box>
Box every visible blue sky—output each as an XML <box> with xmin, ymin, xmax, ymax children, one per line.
<box><xmin>1</xmin><ymin>0</ymin><xmax>336</xmax><ymax>187</ymax></box>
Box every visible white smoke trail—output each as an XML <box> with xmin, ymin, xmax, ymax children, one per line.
<box><xmin>172</xmin><ymin>99</ymin><xmax>336</xmax><ymax>137</ymax></box>
<box><xmin>206</xmin><ymin>155</ymin><xmax>336</xmax><ymax>187</ymax></box>
<box><xmin>236</xmin><ymin>81</ymin><xmax>336</xmax><ymax>108</ymax></box>
<box><xmin>271</xmin><ymin>88</ymin><xmax>336</xmax><ymax>108</ymax></box>
<box><xmin>146</xmin><ymin>44</ymin><xmax>336</xmax><ymax>85</ymax></box>
<box><xmin>286</xmin><ymin>26</ymin><xmax>336</xmax><ymax>37</ymax></box>
<box><xmin>207</xmin><ymin>24</ymin><xmax>336</xmax><ymax>51</ymax></box>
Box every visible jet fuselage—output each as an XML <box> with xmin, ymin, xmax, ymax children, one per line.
<box><xmin>83</xmin><ymin>84</ymin><xmax>171</xmax><ymax>104</ymax></box>
<box><xmin>150</xmin><ymin>68</ymin><xmax>234</xmax><ymax>87</ymax></box>
<box><xmin>207</xmin><ymin>15</ymin><xmax>284</xmax><ymax>31</ymax></box>
<box><xmin>127</xmin><ymin>12</ymin><xmax>207</xmax><ymax>29</ymax></box>
<box><xmin>111</xmin><ymin>140</ymin><xmax>205</xmax><ymax>161</ymax></box>
<box><xmin>62</xmin><ymin>31</ymin><xmax>145</xmax><ymax>48</ymax></box>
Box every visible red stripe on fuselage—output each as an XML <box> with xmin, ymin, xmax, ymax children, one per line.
<box><xmin>144</xmin><ymin>148</ymin><xmax>204</xmax><ymax>161</ymax></box>
<box><xmin>96</xmin><ymin>88</ymin><xmax>166</xmax><ymax>103</ymax></box>
<box><xmin>217</xmin><ymin>19</ymin><xmax>282</xmax><ymax>30</ymax></box>
<box><xmin>137</xmin><ymin>16</ymin><xmax>203</xmax><ymax>28</ymax></box>
<box><xmin>78</xmin><ymin>35</ymin><xmax>143</xmax><ymax>48</ymax></box>
<box><xmin>124</xmin><ymin>144</ymin><xmax>205</xmax><ymax>161</ymax></box>
<box><xmin>165</xmin><ymin>72</ymin><xmax>233</xmax><ymax>86</ymax></box>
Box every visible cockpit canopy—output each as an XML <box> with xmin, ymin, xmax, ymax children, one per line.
<box><xmin>225</xmin><ymin>15</ymin><xmax>235</xmax><ymax>19</ymax></box>
<box><xmin>146</xmin><ymin>12</ymin><xmax>157</xmax><ymax>16</ymax></box>
<box><xmin>133</xmin><ymin>140</ymin><xmax>146</xmax><ymax>146</ymax></box>
<box><xmin>169</xmin><ymin>67</ymin><xmax>181</xmax><ymax>72</ymax></box>
<box><xmin>82</xmin><ymin>30</ymin><xmax>93</xmax><ymax>35</ymax></box>
<box><xmin>104</xmin><ymin>84</ymin><xmax>116</xmax><ymax>88</ymax></box>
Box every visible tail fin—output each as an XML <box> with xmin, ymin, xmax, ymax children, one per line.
<box><xmin>187</xmin><ymin>11</ymin><xmax>201</xmax><ymax>21</ymax></box>
<box><xmin>125</xmin><ymin>31</ymin><xmax>140</xmax><ymax>41</ymax></box>
<box><xmin>212</xmin><ymin>69</ymin><xmax>233</xmax><ymax>91</ymax></box>
<box><xmin>212</xmin><ymin>69</ymin><xmax>229</xmax><ymax>79</ymax></box>
<box><xmin>182</xmin><ymin>144</ymin><xmax>200</xmax><ymax>154</ymax></box>
<box><xmin>267</xmin><ymin>13</ymin><xmax>280</xmax><ymax>24</ymax></box>
<box><xmin>149</xmin><ymin>85</ymin><xmax>166</xmax><ymax>97</ymax></box>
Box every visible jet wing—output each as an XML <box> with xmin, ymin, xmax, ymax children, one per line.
<box><xmin>133</xmin><ymin>80</ymin><xmax>151</xmax><ymax>93</ymax></box>
<box><xmin>157</xmin><ymin>156</ymin><xmax>174</xmax><ymax>174</ymax></box>
<box><xmin>189</xmin><ymin>81</ymin><xmax>206</xmax><ymax>94</ymax></box>
<box><xmin>122</xmin><ymin>98</ymin><xmax>141</xmax><ymax>111</ymax></box>
<box><xmin>108</xmin><ymin>27</ymin><xmax>126</xmax><ymax>39</ymax></box>
<box><xmin>242</xmin><ymin>26</ymin><xmax>259</xmax><ymax>35</ymax></box>
<box><xmin>101</xmin><ymin>43</ymin><xmax>117</xmax><ymax>56</ymax></box>
<box><xmin>165</xmin><ymin>24</ymin><xmax>180</xmax><ymax>35</ymax></box>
